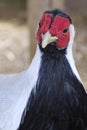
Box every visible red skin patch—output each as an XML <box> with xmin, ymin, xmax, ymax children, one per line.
<box><xmin>36</xmin><ymin>14</ymin><xmax>70</xmax><ymax>49</ymax></box>
<box><xmin>36</xmin><ymin>13</ymin><xmax>52</xmax><ymax>44</ymax></box>
<box><xmin>49</xmin><ymin>16</ymin><xmax>70</xmax><ymax>48</ymax></box>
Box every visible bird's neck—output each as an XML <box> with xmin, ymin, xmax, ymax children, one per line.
<box><xmin>65</xmin><ymin>40</ymin><xmax>82</xmax><ymax>84</ymax></box>
<box><xmin>27</xmin><ymin>43</ymin><xmax>82</xmax><ymax>86</ymax></box>
<box><xmin>38</xmin><ymin>48</ymin><xmax>81</xmax><ymax>88</ymax></box>
<box><xmin>18</xmin><ymin>45</ymin><xmax>84</xmax><ymax>130</ymax></box>
<box><xmin>66</xmin><ymin>24</ymin><xmax>82</xmax><ymax>83</ymax></box>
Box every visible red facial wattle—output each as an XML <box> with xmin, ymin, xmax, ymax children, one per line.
<box><xmin>36</xmin><ymin>13</ymin><xmax>71</xmax><ymax>49</ymax></box>
<box><xmin>49</xmin><ymin>16</ymin><xmax>70</xmax><ymax>49</ymax></box>
<box><xmin>36</xmin><ymin>13</ymin><xmax>52</xmax><ymax>44</ymax></box>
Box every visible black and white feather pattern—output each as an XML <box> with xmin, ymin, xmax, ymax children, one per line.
<box><xmin>18</xmin><ymin>25</ymin><xmax>87</xmax><ymax>130</ymax></box>
<box><xmin>0</xmin><ymin>9</ymin><xmax>87</xmax><ymax>130</ymax></box>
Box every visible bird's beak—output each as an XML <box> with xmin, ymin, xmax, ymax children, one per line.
<box><xmin>41</xmin><ymin>31</ymin><xmax>58</xmax><ymax>48</ymax></box>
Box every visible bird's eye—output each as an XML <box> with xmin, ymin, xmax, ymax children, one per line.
<box><xmin>63</xmin><ymin>28</ymin><xmax>68</xmax><ymax>33</ymax></box>
<box><xmin>39</xmin><ymin>23</ymin><xmax>41</xmax><ymax>28</ymax></box>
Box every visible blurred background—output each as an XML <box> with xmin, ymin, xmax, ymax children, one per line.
<box><xmin>0</xmin><ymin>0</ymin><xmax>86</xmax><ymax>88</ymax></box>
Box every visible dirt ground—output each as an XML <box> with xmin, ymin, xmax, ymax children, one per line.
<box><xmin>0</xmin><ymin>20</ymin><xmax>87</xmax><ymax>90</ymax></box>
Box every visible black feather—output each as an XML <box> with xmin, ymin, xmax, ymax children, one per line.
<box><xmin>18</xmin><ymin>45</ymin><xmax>87</xmax><ymax>130</ymax></box>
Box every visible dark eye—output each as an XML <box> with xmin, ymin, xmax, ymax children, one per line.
<box><xmin>63</xmin><ymin>28</ymin><xmax>68</xmax><ymax>33</ymax></box>
<box><xmin>39</xmin><ymin>23</ymin><xmax>41</xmax><ymax>28</ymax></box>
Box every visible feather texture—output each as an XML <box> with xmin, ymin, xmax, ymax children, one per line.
<box><xmin>18</xmin><ymin>45</ymin><xmax>87</xmax><ymax>130</ymax></box>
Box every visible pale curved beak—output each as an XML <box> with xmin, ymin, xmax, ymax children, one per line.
<box><xmin>41</xmin><ymin>31</ymin><xmax>58</xmax><ymax>48</ymax></box>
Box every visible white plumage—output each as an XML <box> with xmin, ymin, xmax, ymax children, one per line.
<box><xmin>0</xmin><ymin>45</ymin><xmax>41</xmax><ymax>130</ymax></box>
<box><xmin>0</xmin><ymin>24</ymin><xmax>84</xmax><ymax>130</ymax></box>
